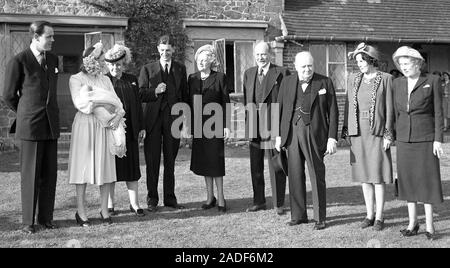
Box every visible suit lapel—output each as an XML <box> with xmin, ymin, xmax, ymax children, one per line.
<box><xmin>25</xmin><ymin>48</ymin><xmax>41</xmax><ymax>71</ymax></box>
<box><xmin>154</xmin><ymin>62</ymin><xmax>163</xmax><ymax>83</ymax></box>
<box><xmin>310</xmin><ymin>73</ymin><xmax>320</xmax><ymax>110</ymax></box>
<box><xmin>171</xmin><ymin>61</ymin><xmax>181</xmax><ymax>92</ymax></box>
<box><xmin>262</xmin><ymin>64</ymin><xmax>279</xmax><ymax>102</ymax></box>
<box><xmin>411</xmin><ymin>75</ymin><xmax>427</xmax><ymax>93</ymax></box>
<box><xmin>247</xmin><ymin>67</ymin><xmax>257</xmax><ymax>104</ymax></box>
<box><xmin>288</xmin><ymin>75</ymin><xmax>298</xmax><ymax>108</ymax></box>
<box><xmin>399</xmin><ymin>77</ymin><xmax>408</xmax><ymax>110</ymax></box>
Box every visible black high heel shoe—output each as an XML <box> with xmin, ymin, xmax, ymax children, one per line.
<box><xmin>425</xmin><ymin>231</ymin><xmax>436</xmax><ymax>241</ymax></box>
<box><xmin>400</xmin><ymin>223</ymin><xmax>419</xmax><ymax>237</ymax></box>
<box><xmin>201</xmin><ymin>197</ymin><xmax>217</xmax><ymax>210</ymax></box>
<box><xmin>130</xmin><ymin>205</ymin><xmax>145</xmax><ymax>217</ymax></box>
<box><xmin>100</xmin><ymin>212</ymin><xmax>113</xmax><ymax>225</ymax></box>
<box><xmin>217</xmin><ymin>200</ymin><xmax>227</xmax><ymax>213</ymax></box>
<box><xmin>108</xmin><ymin>207</ymin><xmax>118</xmax><ymax>216</ymax></box>
<box><xmin>75</xmin><ymin>212</ymin><xmax>90</xmax><ymax>227</ymax></box>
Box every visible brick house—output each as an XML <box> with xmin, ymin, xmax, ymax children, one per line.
<box><xmin>278</xmin><ymin>0</ymin><xmax>450</xmax><ymax>132</ymax></box>
<box><xmin>2</xmin><ymin>0</ymin><xmax>450</xmax><ymax>149</ymax></box>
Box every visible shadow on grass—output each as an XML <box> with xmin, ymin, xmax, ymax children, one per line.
<box><xmin>324</xmin><ymin>181</ymin><xmax>450</xmax><ymax>234</ymax></box>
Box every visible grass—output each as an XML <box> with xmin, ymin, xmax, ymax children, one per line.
<box><xmin>0</xmin><ymin>143</ymin><xmax>450</xmax><ymax>248</ymax></box>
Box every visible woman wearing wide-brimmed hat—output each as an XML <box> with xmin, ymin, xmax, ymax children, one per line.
<box><xmin>392</xmin><ymin>46</ymin><xmax>444</xmax><ymax>240</ymax></box>
<box><xmin>104</xmin><ymin>44</ymin><xmax>146</xmax><ymax>217</ymax></box>
<box><xmin>342</xmin><ymin>43</ymin><xmax>394</xmax><ymax>231</ymax></box>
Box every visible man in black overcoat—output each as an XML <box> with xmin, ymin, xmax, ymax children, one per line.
<box><xmin>2</xmin><ymin>21</ymin><xmax>60</xmax><ymax>234</ymax></box>
<box><xmin>276</xmin><ymin>51</ymin><xmax>339</xmax><ymax>230</ymax></box>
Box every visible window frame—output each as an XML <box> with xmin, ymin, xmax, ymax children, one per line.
<box><xmin>309</xmin><ymin>42</ymin><xmax>347</xmax><ymax>94</ymax></box>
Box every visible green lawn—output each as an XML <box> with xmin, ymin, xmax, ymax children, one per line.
<box><xmin>0</xmin><ymin>144</ymin><xmax>449</xmax><ymax>248</ymax></box>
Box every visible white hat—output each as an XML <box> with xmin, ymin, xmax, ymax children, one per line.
<box><xmin>392</xmin><ymin>46</ymin><xmax>424</xmax><ymax>64</ymax></box>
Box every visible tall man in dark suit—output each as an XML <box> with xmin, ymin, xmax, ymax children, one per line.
<box><xmin>275</xmin><ymin>51</ymin><xmax>338</xmax><ymax>230</ymax></box>
<box><xmin>243</xmin><ymin>42</ymin><xmax>290</xmax><ymax>215</ymax></box>
<box><xmin>139</xmin><ymin>35</ymin><xmax>188</xmax><ymax>211</ymax></box>
<box><xmin>1</xmin><ymin>21</ymin><xmax>59</xmax><ymax>234</ymax></box>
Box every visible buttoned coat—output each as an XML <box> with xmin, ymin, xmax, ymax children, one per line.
<box><xmin>393</xmin><ymin>73</ymin><xmax>443</xmax><ymax>142</ymax></box>
<box><xmin>278</xmin><ymin>72</ymin><xmax>339</xmax><ymax>156</ymax></box>
<box><xmin>243</xmin><ymin>64</ymin><xmax>290</xmax><ymax>141</ymax></box>
<box><xmin>2</xmin><ymin>48</ymin><xmax>60</xmax><ymax>140</ymax></box>
<box><xmin>138</xmin><ymin>61</ymin><xmax>188</xmax><ymax>134</ymax></box>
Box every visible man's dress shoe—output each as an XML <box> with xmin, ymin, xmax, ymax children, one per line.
<box><xmin>40</xmin><ymin>221</ymin><xmax>57</xmax><ymax>229</ymax></box>
<box><xmin>147</xmin><ymin>204</ymin><xmax>158</xmax><ymax>212</ymax></box>
<box><xmin>287</xmin><ymin>219</ymin><xmax>309</xmax><ymax>226</ymax></box>
<box><xmin>246</xmin><ymin>204</ymin><xmax>266</xmax><ymax>212</ymax></box>
<box><xmin>22</xmin><ymin>225</ymin><xmax>35</xmax><ymax>234</ymax></box>
<box><xmin>165</xmin><ymin>204</ymin><xmax>186</xmax><ymax>210</ymax></box>
<box><xmin>276</xmin><ymin>207</ymin><xmax>285</xmax><ymax>216</ymax></box>
<box><xmin>313</xmin><ymin>221</ymin><xmax>327</xmax><ymax>230</ymax></box>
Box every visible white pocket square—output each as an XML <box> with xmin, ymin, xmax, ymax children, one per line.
<box><xmin>423</xmin><ymin>84</ymin><xmax>430</xmax><ymax>88</ymax></box>
<box><xmin>55</xmin><ymin>68</ymin><xmax>59</xmax><ymax>74</ymax></box>
<box><xmin>319</xmin><ymin>89</ymin><xmax>327</xmax><ymax>95</ymax></box>
<box><xmin>132</xmin><ymin>82</ymin><xmax>137</xmax><ymax>86</ymax></box>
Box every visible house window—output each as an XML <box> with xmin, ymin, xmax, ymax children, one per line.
<box><xmin>309</xmin><ymin>43</ymin><xmax>347</xmax><ymax>93</ymax></box>
<box><xmin>193</xmin><ymin>39</ymin><xmax>255</xmax><ymax>95</ymax></box>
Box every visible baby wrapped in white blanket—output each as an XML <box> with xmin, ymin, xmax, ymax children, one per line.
<box><xmin>80</xmin><ymin>85</ymin><xmax>127</xmax><ymax>157</ymax></box>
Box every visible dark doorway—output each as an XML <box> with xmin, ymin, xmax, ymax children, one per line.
<box><xmin>225</xmin><ymin>42</ymin><xmax>235</xmax><ymax>93</ymax></box>
<box><xmin>52</xmin><ymin>34</ymin><xmax>84</xmax><ymax>132</ymax></box>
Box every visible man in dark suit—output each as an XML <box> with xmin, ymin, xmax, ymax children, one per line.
<box><xmin>139</xmin><ymin>35</ymin><xmax>188</xmax><ymax>211</ymax></box>
<box><xmin>1</xmin><ymin>21</ymin><xmax>59</xmax><ymax>234</ymax></box>
<box><xmin>243</xmin><ymin>42</ymin><xmax>290</xmax><ymax>215</ymax></box>
<box><xmin>275</xmin><ymin>51</ymin><xmax>338</xmax><ymax>230</ymax></box>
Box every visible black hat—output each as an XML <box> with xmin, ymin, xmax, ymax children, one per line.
<box><xmin>271</xmin><ymin>149</ymin><xmax>288</xmax><ymax>176</ymax></box>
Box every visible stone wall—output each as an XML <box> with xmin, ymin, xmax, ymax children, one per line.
<box><xmin>177</xmin><ymin>0</ymin><xmax>284</xmax><ymax>39</ymax></box>
<box><xmin>0</xmin><ymin>0</ymin><xmax>104</xmax><ymax>16</ymax></box>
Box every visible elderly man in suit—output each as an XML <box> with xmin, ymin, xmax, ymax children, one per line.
<box><xmin>139</xmin><ymin>35</ymin><xmax>189</xmax><ymax>212</ymax></box>
<box><xmin>243</xmin><ymin>42</ymin><xmax>290</xmax><ymax>215</ymax></box>
<box><xmin>275</xmin><ymin>51</ymin><xmax>338</xmax><ymax>230</ymax></box>
<box><xmin>1</xmin><ymin>21</ymin><xmax>59</xmax><ymax>234</ymax></box>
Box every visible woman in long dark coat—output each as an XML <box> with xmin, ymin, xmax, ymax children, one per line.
<box><xmin>392</xmin><ymin>46</ymin><xmax>444</xmax><ymax>240</ymax></box>
<box><xmin>186</xmin><ymin>44</ymin><xmax>230</xmax><ymax>212</ymax></box>
<box><xmin>105</xmin><ymin>44</ymin><xmax>146</xmax><ymax>216</ymax></box>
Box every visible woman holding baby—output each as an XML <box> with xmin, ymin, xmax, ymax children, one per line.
<box><xmin>68</xmin><ymin>42</ymin><xmax>125</xmax><ymax>226</ymax></box>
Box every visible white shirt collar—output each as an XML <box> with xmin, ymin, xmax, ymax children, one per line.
<box><xmin>160</xmin><ymin>59</ymin><xmax>172</xmax><ymax>72</ymax></box>
<box><xmin>258</xmin><ymin>63</ymin><xmax>271</xmax><ymax>76</ymax></box>
<box><xmin>30</xmin><ymin>43</ymin><xmax>44</xmax><ymax>59</ymax></box>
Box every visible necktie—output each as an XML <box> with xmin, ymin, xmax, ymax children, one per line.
<box><xmin>164</xmin><ymin>63</ymin><xmax>169</xmax><ymax>77</ymax></box>
<box><xmin>40</xmin><ymin>52</ymin><xmax>47</xmax><ymax>71</ymax></box>
<box><xmin>258</xmin><ymin>68</ymin><xmax>264</xmax><ymax>83</ymax></box>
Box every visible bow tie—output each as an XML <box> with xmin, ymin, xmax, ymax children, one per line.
<box><xmin>299</xmin><ymin>78</ymin><xmax>311</xmax><ymax>84</ymax></box>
